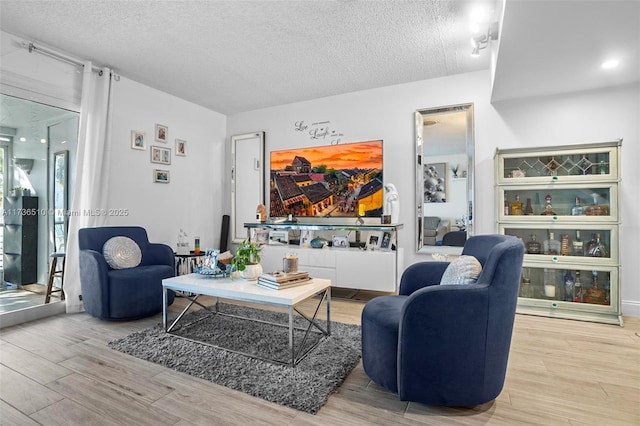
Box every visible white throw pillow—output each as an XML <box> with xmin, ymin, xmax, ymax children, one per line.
<box><xmin>103</xmin><ymin>236</ymin><xmax>142</xmax><ymax>269</ymax></box>
<box><xmin>440</xmin><ymin>255</ymin><xmax>482</xmax><ymax>285</ymax></box>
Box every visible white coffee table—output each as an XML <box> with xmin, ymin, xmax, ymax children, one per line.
<box><xmin>162</xmin><ymin>274</ymin><xmax>331</xmax><ymax>366</ymax></box>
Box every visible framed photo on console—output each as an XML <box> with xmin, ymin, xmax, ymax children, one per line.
<box><xmin>268</xmin><ymin>230</ymin><xmax>289</xmax><ymax>245</ymax></box>
<box><xmin>366</xmin><ymin>232</ymin><xmax>382</xmax><ymax>250</ymax></box>
<box><xmin>300</xmin><ymin>229</ymin><xmax>314</xmax><ymax>247</ymax></box>
<box><xmin>332</xmin><ymin>235</ymin><xmax>349</xmax><ymax>248</ymax></box>
<box><xmin>380</xmin><ymin>231</ymin><xmax>393</xmax><ymax>251</ymax></box>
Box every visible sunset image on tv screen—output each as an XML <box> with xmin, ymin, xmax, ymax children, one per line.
<box><xmin>269</xmin><ymin>140</ymin><xmax>383</xmax><ymax>218</ymax></box>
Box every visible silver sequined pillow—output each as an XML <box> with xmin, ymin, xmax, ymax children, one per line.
<box><xmin>440</xmin><ymin>255</ymin><xmax>482</xmax><ymax>285</ymax></box>
<box><xmin>103</xmin><ymin>236</ymin><xmax>142</xmax><ymax>269</ymax></box>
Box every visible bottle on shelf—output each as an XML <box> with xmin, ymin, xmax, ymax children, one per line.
<box><xmin>585</xmin><ymin>193</ymin><xmax>609</xmax><ymax>216</ymax></box>
<box><xmin>563</xmin><ymin>270</ymin><xmax>574</xmax><ymax>302</ymax></box>
<box><xmin>573</xmin><ymin>270</ymin><xmax>583</xmax><ymax>302</ymax></box>
<box><xmin>524</xmin><ymin>198</ymin><xmax>534</xmax><ymax>215</ymax></box>
<box><xmin>511</xmin><ymin>195</ymin><xmax>523</xmax><ymax>216</ymax></box>
<box><xmin>504</xmin><ymin>198</ymin><xmax>510</xmax><ymax>215</ymax></box>
<box><xmin>572</xmin><ymin>230</ymin><xmax>584</xmax><ymax>256</ymax></box>
<box><xmin>598</xmin><ymin>160</ymin><xmax>608</xmax><ymax>174</ymax></box>
<box><xmin>543</xmin><ymin>268</ymin><xmax>562</xmax><ymax>300</ymax></box>
<box><xmin>583</xmin><ymin>271</ymin><xmax>606</xmax><ymax>305</ymax></box>
<box><xmin>519</xmin><ymin>267</ymin><xmax>534</xmax><ymax>298</ymax></box>
<box><xmin>526</xmin><ymin>234</ymin><xmax>542</xmax><ymax>254</ymax></box>
<box><xmin>586</xmin><ymin>233</ymin><xmax>608</xmax><ymax>257</ymax></box>
<box><xmin>571</xmin><ymin>197</ymin><xmax>584</xmax><ymax>216</ymax></box>
<box><xmin>560</xmin><ymin>234</ymin><xmax>570</xmax><ymax>256</ymax></box>
<box><xmin>540</xmin><ymin>194</ymin><xmax>557</xmax><ymax>216</ymax></box>
<box><xmin>543</xmin><ymin>231</ymin><xmax>561</xmax><ymax>255</ymax></box>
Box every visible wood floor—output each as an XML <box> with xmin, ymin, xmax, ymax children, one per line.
<box><xmin>1</xmin><ymin>294</ymin><xmax>639</xmax><ymax>425</ymax></box>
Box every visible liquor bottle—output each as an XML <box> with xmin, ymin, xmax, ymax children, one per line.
<box><xmin>519</xmin><ymin>267</ymin><xmax>534</xmax><ymax>298</ymax></box>
<box><xmin>572</xmin><ymin>230</ymin><xmax>584</xmax><ymax>256</ymax></box>
<box><xmin>585</xmin><ymin>193</ymin><xmax>609</xmax><ymax>216</ymax></box>
<box><xmin>573</xmin><ymin>270</ymin><xmax>583</xmax><ymax>302</ymax></box>
<box><xmin>560</xmin><ymin>234</ymin><xmax>570</xmax><ymax>256</ymax></box>
<box><xmin>524</xmin><ymin>198</ymin><xmax>534</xmax><ymax>215</ymax></box>
<box><xmin>543</xmin><ymin>232</ymin><xmax>561</xmax><ymax>255</ymax></box>
<box><xmin>586</xmin><ymin>233</ymin><xmax>608</xmax><ymax>257</ymax></box>
<box><xmin>598</xmin><ymin>160</ymin><xmax>607</xmax><ymax>174</ymax></box>
<box><xmin>526</xmin><ymin>234</ymin><xmax>542</xmax><ymax>254</ymax></box>
<box><xmin>504</xmin><ymin>199</ymin><xmax>510</xmax><ymax>215</ymax></box>
<box><xmin>583</xmin><ymin>271</ymin><xmax>606</xmax><ymax>304</ymax></box>
<box><xmin>571</xmin><ymin>197</ymin><xmax>584</xmax><ymax>215</ymax></box>
<box><xmin>543</xmin><ymin>268</ymin><xmax>562</xmax><ymax>300</ymax></box>
<box><xmin>511</xmin><ymin>195</ymin><xmax>523</xmax><ymax>215</ymax></box>
<box><xmin>563</xmin><ymin>270</ymin><xmax>574</xmax><ymax>302</ymax></box>
<box><xmin>540</xmin><ymin>194</ymin><xmax>557</xmax><ymax>216</ymax></box>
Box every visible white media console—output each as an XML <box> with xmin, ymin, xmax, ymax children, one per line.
<box><xmin>244</xmin><ymin>222</ymin><xmax>402</xmax><ymax>292</ymax></box>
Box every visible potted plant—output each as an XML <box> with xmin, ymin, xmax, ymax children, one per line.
<box><xmin>10</xmin><ymin>187</ymin><xmax>23</xmax><ymax>197</ymax></box>
<box><xmin>231</xmin><ymin>238</ymin><xmax>263</xmax><ymax>280</ymax></box>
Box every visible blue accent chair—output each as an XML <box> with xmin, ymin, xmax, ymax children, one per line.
<box><xmin>79</xmin><ymin>226</ymin><xmax>175</xmax><ymax>321</ymax></box>
<box><xmin>361</xmin><ymin>235</ymin><xmax>525</xmax><ymax>406</ymax></box>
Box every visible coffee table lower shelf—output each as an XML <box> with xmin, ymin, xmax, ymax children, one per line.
<box><xmin>162</xmin><ymin>275</ymin><xmax>331</xmax><ymax>367</ymax></box>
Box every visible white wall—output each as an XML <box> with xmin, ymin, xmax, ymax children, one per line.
<box><xmin>227</xmin><ymin>71</ymin><xmax>640</xmax><ymax>317</ymax></box>
<box><xmin>105</xmin><ymin>77</ymin><xmax>227</xmax><ymax>252</ymax></box>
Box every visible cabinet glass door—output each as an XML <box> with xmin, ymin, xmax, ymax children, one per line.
<box><xmin>496</xmin><ymin>142</ymin><xmax>620</xmax><ymax>183</ymax></box>
<box><xmin>499</xmin><ymin>183</ymin><xmax>617</xmax><ymax>222</ymax></box>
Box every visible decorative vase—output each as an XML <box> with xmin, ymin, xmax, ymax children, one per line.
<box><xmin>241</xmin><ymin>263</ymin><xmax>263</xmax><ymax>281</ymax></box>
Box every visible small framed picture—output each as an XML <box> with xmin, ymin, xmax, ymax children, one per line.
<box><xmin>150</xmin><ymin>145</ymin><xmax>171</xmax><ymax>165</ymax></box>
<box><xmin>380</xmin><ymin>231</ymin><xmax>393</xmax><ymax>251</ymax></box>
<box><xmin>366</xmin><ymin>232</ymin><xmax>382</xmax><ymax>250</ymax></box>
<box><xmin>252</xmin><ymin>229</ymin><xmax>269</xmax><ymax>245</ymax></box>
<box><xmin>155</xmin><ymin>124</ymin><xmax>168</xmax><ymax>142</ymax></box>
<box><xmin>300</xmin><ymin>229</ymin><xmax>315</xmax><ymax>247</ymax></box>
<box><xmin>332</xmin><ymin>235</ymin><xmax>349</xmax><ymax>249</ymax></box>
<box><xmin>153</xmin><ymin>169</ymin><xmax>170</xmax><ymax>183</ymax></box>
<box><xmin>175</xmin><ymin>139</ymin><xmax>186</xmax><ymax>156</ymax></box>
<box><xmin>268</xmin><ymin>230</ymin><xmax>289</xmax><ymax>245</ymax></box>
<box><xmin>131</xmin><ymin>130</ymin><xmax>145</xmax><ymax>150</ymax></box>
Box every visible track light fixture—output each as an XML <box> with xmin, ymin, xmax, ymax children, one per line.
<box><xmin>470</xmin><ymin>22</ymin><xmax>498</xmax><ymax>57</ymax></box>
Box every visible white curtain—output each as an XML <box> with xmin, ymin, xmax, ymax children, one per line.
<box><xmin>64</xmin><ymin>62</ymin><xmax>113</xmax><ymax>313</ymax></box>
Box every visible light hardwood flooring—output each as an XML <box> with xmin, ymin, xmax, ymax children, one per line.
<box><xmin>1</xmin><ymin>293</ymin><xmax>639</xmax><ymax>425</ymax></box>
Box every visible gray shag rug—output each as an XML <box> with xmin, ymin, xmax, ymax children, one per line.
<box><xmin>108</xmin><ymin>302</ymin><xmax>361</xmax><ymax>414</ymax></box>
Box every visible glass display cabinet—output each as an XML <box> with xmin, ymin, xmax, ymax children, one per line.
<box><xmin>495</xmin><ymin>140</ymin><xmax>622</xmax><ymax>325</ymax></box>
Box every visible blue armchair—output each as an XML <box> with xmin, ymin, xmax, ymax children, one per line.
<box><xmin>361</xmin><ymin>235</ymin><xmax>525</xmax><ymax>406</ymax></box>
<box><xmin>79</xmin><ymin>226</ymin><xmax>175</xmax><ymax>321</ymax></box>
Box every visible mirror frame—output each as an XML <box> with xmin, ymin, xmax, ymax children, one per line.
<box><xmin>415</xmin><ymin>103</ymin><xmax>474</xmax><ymax>254</ymax></box>
<box><xmin>230</xmin><ymin>132</ymin><xmax>265</xmax><ymax>243</ymax></box>
<box><xmin>52</xmin><ymin>150</ymin><xmax>69</xmax><ymax>252</ymax></box>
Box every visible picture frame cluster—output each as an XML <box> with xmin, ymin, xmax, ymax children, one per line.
<box><xmin>130</xmin><ymin>123</ymin><xmax>187</xmax><ymax>184</ymax></box>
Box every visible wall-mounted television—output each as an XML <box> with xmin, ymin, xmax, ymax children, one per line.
<box><xmin>269</xmin><ymin>140</ymin><xmax>383</xmax><ymax>218</ymax></box>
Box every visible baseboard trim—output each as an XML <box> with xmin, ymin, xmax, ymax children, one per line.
<box><xmin>622</xmin><ymin>300</ymin><xmax>640</xmax><ymax>318</ymax></box>
<box><xmin>0</xmin><ymin>301</ymin><xmax>66</xmax><ymax>329</ymax></box>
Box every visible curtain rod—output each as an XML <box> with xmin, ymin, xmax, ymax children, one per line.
<box><xmin>23</xmin><ymin>41</ymin><xmax>104</xmax><ymax>74</ymax></box>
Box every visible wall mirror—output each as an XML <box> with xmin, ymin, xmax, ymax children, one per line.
<box><xmin>230</xmin><ymin>132</ymin><xmax>265</xmax><ymax>243</ymax></box>
<box><xmin>52</xmin><ymin>150</ymin><xmax>68</xmax><ymax>252</ymax></box>
<box><xmin>415</xmin><ymin>103</ymin><xmax>474</xmax><ymax>254</ymax></box>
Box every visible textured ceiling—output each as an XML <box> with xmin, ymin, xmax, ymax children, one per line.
<box><xmin>0</xmin><ymin>0</ymin><xmax>495</xmax><ymax>115</ymax></box>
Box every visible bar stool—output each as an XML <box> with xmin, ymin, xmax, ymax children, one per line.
<box><xmin>45</xmin><ymin>252</ymin><xmax>66</xmax><ymax>303</ymax></box>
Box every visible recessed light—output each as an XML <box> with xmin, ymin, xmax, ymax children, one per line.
<box><xmin>61</xmin><ymin>140</ymin><xmax>67</xmax><ymax>144</ymax></box>
<box><xmin>470</xmin><ymin>6</ymin><xmax>487</xmax><ymax>23</ymax></box>
<box><xmin>19</xmin><ymin>136</ymin><xmax>26</xmax><ymax>142</ymax></box>
<box><xmin>602</xmin><ymin>59</ymin><xmax>619</xmax><ymax>69</ymax></box>
<box><xmin>40</xmin><ymin>138</ymin><xmax>47</xmax><ymax>144</ymax></box>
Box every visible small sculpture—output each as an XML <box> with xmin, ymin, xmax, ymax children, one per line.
<box><xmin>384</xmin><ymin>183</ymin><xmax>400</xmax><ymax>224</ymax></box>
<box><xmin>256</xmin><ymin>204</ymin><xmax>267</xmax><ymax>222</ymax></box>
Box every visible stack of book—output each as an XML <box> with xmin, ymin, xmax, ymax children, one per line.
<box><xmin>257</xmin><ymin>271</ymin><xmax>311</xmax><ymax>290</ymax></box>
